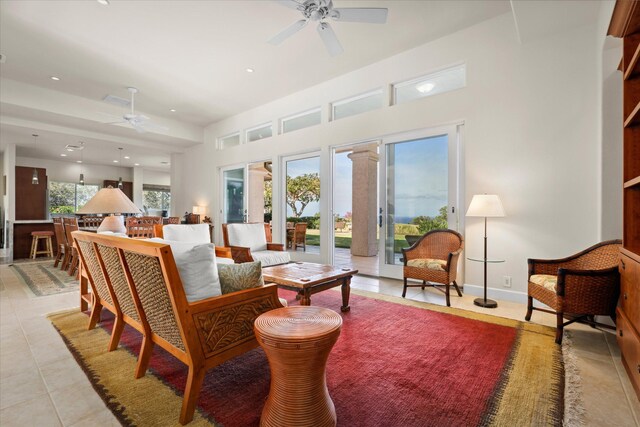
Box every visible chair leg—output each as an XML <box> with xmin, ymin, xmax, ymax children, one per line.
<box><xmin>525</xmin><ymin>296</ymin><xmax>533</xmax><ymax>321</ymax></box>
<box><xmin>555</xmin><ymin>312</ymin><xmax>564</xmax><ymax>344</ymax></box>
<box><xmin>402</xmin><ymin>278</ymin><xmax>408</xmax><ymax>298</ymax></box>
<box><xmin>421</xmin><ymin>280</ymin><xmax>426</xmax><ymax>290</ymax></box>
<box><xmin>135</xmin><ymin>336</ymin><xmax>154</xmax><ymax>379</ymax></box>
<box><xmin>587</xmin><ymin>315</ymin><xmax>596</xmax><ymax>328</ymax></box>
<box><xmin>54</xmin><ymin>246</ymin><xmax>63</xmax><ymax>267</ymax></box>
<box><xmin>108</xmin><ymin>315</ymin><xmax>125</xmax><ymax>352</ymax></box>
<box><xmin>445</xmin><ymin>283</ymin><xmax>451</xmax><ymax>307</ymax></box>
<box><xmin>87</xmin><ymin>303</ymin><xmax>103</xmax><ymax>330</ymax></box>
<box><xmin>452</xmin><ymin>280</ymin><xmax>462</xmax><ymax>297</ymax></box>
<box><xmin>179</xmin><ymin>366</ymin><xmax>206</xmax><ymax>425</ymax></box>
<box><xmin>61</xmin><ymin>246</ymin><xmax>70</xmax><ymax>271</ymax></box>
<box><xmin>30</xmin><ymin>237</ymin><xmax>37</xmax><ymax>259</ymax></box>
<box><xmin>69</xmin><ymin>254</ymin><xmax>78</xmax><ymax>276</ymax></box>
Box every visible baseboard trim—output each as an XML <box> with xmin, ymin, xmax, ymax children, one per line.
<box><xmin>463</xmin><ymin>284</ymin><xmax>528</xmax><ymax>304</ymax></box>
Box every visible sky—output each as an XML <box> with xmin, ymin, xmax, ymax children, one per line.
<box><xmin>286</xmin><ymin>135</ymin><xmax>448</xmax><ymax>222</ymax></box>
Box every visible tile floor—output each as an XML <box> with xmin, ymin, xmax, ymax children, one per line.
<box><xmin>0</xmin><ymin>264</ymin><xmax>638</xmax><ymax>426</ymax></box>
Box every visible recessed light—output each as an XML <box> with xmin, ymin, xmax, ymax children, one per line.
<box><xmin>416</xmin><ymin>82</ymin><xmax>435</xmax><ymax>93</ymax></box>
<box><xmin>60</xmin><ymin>154</ymin><xmax>67</xmax><ymax>157</ymax></box>
<box><xmin>113</xmin><ymin>160</ymin><xmax>119</xmax><ymax>163</ymax></box>
<box><xmin>246</xmin><ymin>68</ymin><xmax>254</xmax><ymax>73</ymax></box>
<box><xmin>50</xmin><ymin>76</ymin><xmax>61</xmax><ymax>81</ymax></box>
<box><xmin>134</xmin><ymin>163</ymin><xmax>140</xmax><ymax>166</ymax></box>
<box><xmin>77</xmin><ymin>160</ymin><xmax>82</xmax><ymax>163</ymax></box>
<box><xmin>170</xmin><ymin>109</ymin><xmax>176</xmax><ymax>112</ymax></box>
<box><xmin>124</xmin><ymin>156</ymin><xmax>130</xmax><ymax>159</ymax></box>
<box><xmin>97</xmin><ymin>0</ymin><xmax>110</xmax><ymax>5</ymax></box>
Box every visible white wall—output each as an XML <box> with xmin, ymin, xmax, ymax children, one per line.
<box><xmin>16</xmin><ymin>156</ymin><xmax>133</xmax><ymax>185</ymax></box>
<box><xmin>142</xmin><ymin>169</ymin><xmax>170</xmax><ymax>186</ymax></box>
<box><xmin>176</xmin><ymin>12</ymin><xmax>614</xmax><ymax>300</ymax></box>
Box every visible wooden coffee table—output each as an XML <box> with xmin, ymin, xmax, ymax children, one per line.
<box><xmin>262</xmin><ymin>262</ymin><xmax>357</xmax><ymax>312</ymax></box>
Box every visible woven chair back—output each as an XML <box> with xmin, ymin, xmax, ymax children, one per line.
<box><xmin>75</xmin><ymin>239</ymin><xmax>114</xmax><ymax>307</ymax></box>
<box><xmin>95</xmin><ymin>243</ymin><xmax>140</xmax><ymax>323</ymax></box>
<box><xmin>63</xmin><ymin>217</ymin><xmax>79</xmax><ymax>246</ymax></box>
<box><xmin>52</xmin><ymin>217</ymin><xmax>67</xmax><ymax>247</ymax></box>
<box><xmin>127</xmin><ymin>216</ymin><xmax>163</xmax><ymax>226</ymax></box>
<box><xmin>412</xmin><ymin>229</ymin><xmax>463</xmax><ymax>260</ymax></box>
<box><xmin>562</xmin><ymin>243</ymin><xmax>621</xmax><ymax>270</ymax></box>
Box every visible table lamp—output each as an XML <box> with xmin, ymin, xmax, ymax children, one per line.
<box><xmin>466</xmin><ymin>194</ymin><xmax>505</xmax><ymax>308</ymax></box>
<box><xmin>76</xmin><ymin>186</ymin><xmax>141</xmax><ymax>233</ymax></box>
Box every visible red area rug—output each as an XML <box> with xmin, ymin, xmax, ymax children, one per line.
<box><xmin>51</xmin><ymin>289</ymin><xmax>565</xmax><ymax>426</ymax></box>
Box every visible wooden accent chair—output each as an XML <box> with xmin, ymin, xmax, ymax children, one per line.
<box><xmin>126</xmin><ymin>216</ymin><xmax>160</xmax><ymax>238</ymax></box>
<box><xmin>63</xmin><ymin>217</ymin><xmax>80</xmax><ymax>276</ymax></box>
<box><xmin>525</xmin><ymin>240</ymin><xmax>622</xmax><ymax>344</ymax></box>
<box><xmin>292</xmin><ymin>222</ymin><xmax>308</xmax><ymax>251</ymax></box>
<box><xmin>222</xmin><ymin>223</ymin><xmax>290</xmax><ymax>266</ymax></box>
<box><xmin>81</xmin><ymin>232</ymin><xmax>284</xmax><ymax>424</ymax></box>
<box><xmin>81</xmin><ymin>216</ymin><xmax>104</xmax><ymax>228</ymax></box>
<box><xmin>72</xmin><ymin>232</ymin><xmax>151</xmax><ymax>378</ymax></box>
<box><xmin>401</xmin><ymin>229</ymin><xmax>464</xmax><ymax>307</ymax></box>
<box><xmin>52</xmin><ymin>217</ymin><xmax>68</xmax><ymax>269</ymax></box>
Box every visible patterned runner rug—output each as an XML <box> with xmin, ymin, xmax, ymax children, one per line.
<box><xmin>10</xmin><ymin>259</ymin><xmax>77</xmax><ymax>297</ymax></box>
<box><xmin>49</xmin><ymin>289</ymin><xmax>568</xmax><ymax>427</ymax></box>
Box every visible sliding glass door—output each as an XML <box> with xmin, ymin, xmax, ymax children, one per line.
<box><xmin>221</xmin><ymin>166</ymin><xmax>246</xmax><ymax>224</ymax></box>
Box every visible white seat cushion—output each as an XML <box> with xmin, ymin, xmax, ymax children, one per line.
<box><xmin>226</xmin><ymin>223</ymin><xmax>268</xmax><ymax>252</ymax></box>
<box><xmin>148</xmin><ymin>238</ymin><xmax>221</xmax><ymax>302</ymax></box>
<box><xmin>251</xmin><ymin>250</ymin><xmax>290</xmax><ymax>267</ymax></box>
<box><xmin>406</xmin><ymin>258</ymin><xmax>447</xmax><ymax>271</ymax></box>
<box><xmin>216</xmin><ymin>256</ymin><xmax>235</xmax><ymax>265</ymax></box>
<box><xmin>530</xmin><ymin>274</ymin><xmax>558</xmax><ymax>292</ymax></box>
<box><xmin>163</xmin><ymin>224</ymin><xmax>210</xmax><ymax>244</ymax></box>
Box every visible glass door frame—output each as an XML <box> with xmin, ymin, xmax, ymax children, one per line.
<box><xmin>378</xmin><ymin>124</ymin><xmax>462</xmax><ymax>279</ymax></box>
<box><xmin>219</xmin><ymin>164</ymin><xmax>249</xmax><ymax>229</ymax></box>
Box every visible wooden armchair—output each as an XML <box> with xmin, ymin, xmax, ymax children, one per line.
<box><xmin>52</xmin><ymin>217</ymin><xmax>68</xmax><ymax>269</ymax></box>
<box><xmin>95</xmin><ymin>234</ymin><xmax>284</xmax><ymax>424</ymax></box>
<box><xmin>63</xmin><ymin>217</ymin><xmax>80</xmax><ymax>277</ymax></box>
<box><xmin>222</xmin><ymin>223</ymin><xmax>290</xmax><ymax>266</ymax></box>
<box><xmin>153</xmin><ymin>224</ymin><xmax>231</xmax><ymax>259</ymax></box>
<box><xmin>292</xmin><ymin>222</ymin><xmax>308</xmax><ymax>251</ymax></box>
<box><xmin>401</xmin><ymin>229</ymin><xmax>464</xmax><ymax>307</ymax></box>
<box><xmin>525</xmin><ymin>240</ymin><xmax>622</xmax><ymax>344</ymax></box>
<box><xmin>126</xmin><ymin>216</ymin><xmax>161</xmax><ymax>238</ymax></box>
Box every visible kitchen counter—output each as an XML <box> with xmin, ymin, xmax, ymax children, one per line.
<box><xmin>10</xmin><ymin>220</ymin><xmax>57</xmax><ymax>260</ymax></box>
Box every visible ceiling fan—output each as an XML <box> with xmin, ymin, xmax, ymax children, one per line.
<box><xmin>269</xmin><ymin>0</ymin><xmax>388</xmax><ymax>57</ymax></box>
<box><xmin>101</xmin><ymin>87</ymin><xmax>167</xmax><ymax>134</ymax></box>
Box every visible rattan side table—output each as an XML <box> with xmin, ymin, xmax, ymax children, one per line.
<box><xmin>254</xmin><ymin>306</ymin><xmax>342</xmax><ymax>427</ymax></box>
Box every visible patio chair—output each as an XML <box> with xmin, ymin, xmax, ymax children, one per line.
<box><xmin>292</xmin><ymin>222</ymin><xmax>308</xmax><ymax>251</ymax></box>
<box><xmin>222</xmin><ymin>223</ymin><xmax>290</xmax><ymax>266</ymax></box>
<box><xmin>525</xmin><ymin>240</ymin><xmax>621</xmax><ymax>344</ymax></box>
<box><xmin>401</xmin><ymin>229</ymin><xmax>464</xmax><ymax>307</ymax></box>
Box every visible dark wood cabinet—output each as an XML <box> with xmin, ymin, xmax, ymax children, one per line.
<box><xmin>103</xmin><ymin>180</ymin><xmax>133</xmax><ymax>201</ymax></box>
<box><xmin>609</xmin><ymin>0</ymin><xmax>640</xmax><ymax>400</ymax></box>
<box><xmin>15</xmin><ymin>166</ymin><xmax>47</xmax><ymax>220</ymax></box>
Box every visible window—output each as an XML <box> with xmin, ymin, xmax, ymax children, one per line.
<box><xmin>331</xmin><ymin>89</ymin><xmax>383</xmax><ymax>121</ymax></box>
<box><xmin>143</xmin><ymin>185</ymin><xmax>171</xmax><ymax>215</ymax></box>
<box><xmin>246</xmin><ymin>123</ymin><xmax>273</xmax><ymax>142</ymax></box>
<box><xmin>218</xmin><ymin>132</ymin><xmax>240</xmax><ymax>149</ymax></box>
<box><xmin>49</xmin><ymin>182</ymin><xmax>99</xmax><ymax>214</ymax></box>
<box><xmin>281</xmin><ymin>108</ymin><xmax>321</xmax><ymax>133</ymax></box>
<box><xmin>393</xmin><ymin>64</ymin><xmax>466</xmax><ymax>105</ymax></box>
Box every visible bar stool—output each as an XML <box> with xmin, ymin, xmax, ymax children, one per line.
<box><xmin>30</xmin><ymin>231</ymin><xmax>54</xmax><ymax>259</ymax></box>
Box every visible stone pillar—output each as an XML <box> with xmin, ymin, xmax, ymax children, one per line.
<box><xmin>347</xmin><ymin>146</ymin><xmax>379</xmax><ymax>257</ymax></box>
<box><xmin>248</xmin><ymin>168</ymin><xmax>269</xmax><ymax>223</ymax></box>
<box><xmin>132</xmin><ymin>166</ymin><xmax>144</xmax><ymax>211</ymax></box>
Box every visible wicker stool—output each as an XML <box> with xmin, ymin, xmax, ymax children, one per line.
<box><xmin>30</xmin><ymin>231</ymin><xmax>54</xmax><ymax>259</ymax></box>
<box><xmin>254</xmin><ymin>306</ymin><xmax>342</xmax><ymax>427</ymax></box>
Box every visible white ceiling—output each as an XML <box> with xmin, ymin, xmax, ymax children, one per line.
<box><xmin>0</xmin><ymin>0</ymin><xmax>605</xmax><ymax>168</ymax></box>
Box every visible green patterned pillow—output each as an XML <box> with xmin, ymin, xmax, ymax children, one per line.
<box><xmin>218</xmin><ymin>261</ymin><xmax>264</xmax><ymax>294</ymax></box>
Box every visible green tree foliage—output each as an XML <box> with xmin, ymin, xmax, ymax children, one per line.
<box><xmin>49</xmin><ymin>182</ymin><xmax>76</xmax><ymax>211</ymax></box>
<box><xmin>264</xmin><ymin>180</ymin><xmax>272</xmax><ymax>214</ymax></box>
<box><xmin>286</xmin><ymin>173</ymin><xmax>320</xmax><ymax>218</ymax></box>
<box><xmin>412</xmin><ymin>206</ymin><xmax>448</xmax><ymax>234</ymax></box>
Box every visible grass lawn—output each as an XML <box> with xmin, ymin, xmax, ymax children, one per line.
<box><xmin>304</xmin><ymin>229</ymin><xmax>410</xmax><ymax>253</ymax></box>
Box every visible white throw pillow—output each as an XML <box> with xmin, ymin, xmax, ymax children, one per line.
<box><xmin>148</xmin><ymin>238</ymin><xmax>221</xmax><ymax>302</ymax></box>
<box><xmin>226</xmin><ymin>223</ymin><xmax>268</xmax><ymax>252</ymax></box>
<box><xmin>162</xmin><ymin>224</ymin><xmax>210</xmax><ymax>244</ymax></box>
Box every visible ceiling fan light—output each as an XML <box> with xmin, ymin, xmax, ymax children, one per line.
<box><xmin>32</xmin><ymin>168</ymin><xmax>39</xmax><ymax>185</ymax></box>
<box><xmin>416</xmin><ymin>82</ymin><xmax>435</xmax><ymax>93</ymax></box>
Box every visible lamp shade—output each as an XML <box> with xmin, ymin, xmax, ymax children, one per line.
<box><xmin>76</xmin><ymin>187</ymin><xmax>141</xmax><ymax>215</ymax></box>
<box><xmin>192</xmin><ymin>206</ymin><xmax>205</xmax><ymax>216</ymax></box>
<box><xmin>466</xmin><ymin>194</ymin><xmax>505</xmax><ymax>217</ymax></box>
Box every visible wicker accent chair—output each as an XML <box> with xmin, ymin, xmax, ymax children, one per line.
<box><xmin>222</xmin><ymin>223</ymin><xmax>290</xmax><ymax>266</ymax></box>
<box><xmin>89</xmin><ymin>233</ymin><xmax>284</xmax><ymax>424</ymax></box>
<box><xmin>525</xmin><ymin>240</ymin><xmax>622</xmax><ymax>344</ymax></box>
<box><xmin>401</xmin><ymin>229</ymin><xmax>464</xmax><ymax>307</ymax></box>
<box><xmin>63</xmin><ymin>217</ymin><xmax>80</xmax><ymax>276</ymax></box>
<box><xmin>52</xmin><ymin>217</ymin><xmax>68</xmax><ymax>269</ymax></box>
<box><xmin>72</xmin><ymin>232</ymin><xmax>151</xmax><ymax>378</ymax></box>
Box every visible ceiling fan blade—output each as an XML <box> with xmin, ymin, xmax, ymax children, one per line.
<box><xmin>317</xmin><ymin>22</ymin><xmax>343</xmax><ymax>57</ymax></box>
<box><xmin>331</xmin><ymin>8</ymin><xmax>388</xmax><ymax>24</ymax></box>
<box><xmin>268</xmin><ymin>19</ymin><xmax>308</xmax><ymax>45</ymax></box>
<box><xmin>130</xmin><ymin>122</ymin><xmax>147</xmax><ymax>134</ymax></box>
<box><xmin>103</xmin><ymin>121</ymin><xmax>128</xmax><ymax>125</ymax></box>
<box><xmin>138</xmin><ymin>121</ymin><xmax>169</xmax><ymax>132</ymax></box>
<box><xmin>274</xmin><ymin>0</ymin><xmax>304</xmax><ymax>10</ymax></box>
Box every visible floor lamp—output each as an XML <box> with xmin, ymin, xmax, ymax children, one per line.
<box><xmin>466</xmin><ymin>194</ymin><xmax>505</xmax><ymax>308</ymax></box>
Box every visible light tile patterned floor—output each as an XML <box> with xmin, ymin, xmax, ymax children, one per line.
<box><xmin>0</xmin><ymin>263</ymin><xmax>638</xmax><ymax>426</ymax></box>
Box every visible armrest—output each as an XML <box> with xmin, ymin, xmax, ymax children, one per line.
<box><xmin>528</xmin><ymin>257</ymin><xmax>574</xmax><ymax>277</ymax></box>
<box><xmin>229</xmin><ymin>246</ymin><xmax>253</xmax><ymax>263</ymax></box>
<box><xmin>267</xmin><ymin>243</ymin><xmax>285</xmax><ymax>251</ymax></box>
<box><xmin>555</xmin><ymin>266</ymin><xmax>620</xmax><ymax>297</ymax></box>
<box><xmin>215</xmin><ymin>246</ymin><xmax>232</xmax><ymax>259</ymax></box>
<box><xmin>446</xmin><ymin>248</ymin><xmax>463</xmax><ymax>272</ymax></box>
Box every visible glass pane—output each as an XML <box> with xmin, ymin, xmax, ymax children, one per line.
<box><xmin>332</xmin><ymin>90</ymin><xmax>383</xmax><ymax>121</ymax></box>
<box><xmin>285</xmin><ymin>156</ymin><xmax>320</xmax><ymax>255</ymax></box>
<box><xmin>248</xmin><ymin>162</ymin><xmax>272</xmax><ymax>223</ymax></box>
<box><xmin>247</xmin><ymin>124</ymin><xmax>272</xmax><ymax>142</ymax></box>
<box><xmin>143</xmin><ymin>190</ymin><xmax>163</xmax><ymax>210</ymax></box>
<box><xmin>282</xmin><ymin>109</ymin><xmax>321</xmax><ymax>133</ymax></box>
<box><xmin>49</xmin><ymin>182</ymin><xmax>76</xmax><ymax>214</ymax></box>
<box><xmin>76</xmin><ymin>185</ymin><xmax>99</xmax><ymax>211</ymax></box>
<box><xmin>394</xmin><ymin>64</ymin><xmax>466</xmax><ymax>105</ymax></box>
<box><xmin>223</xmin><ymin>168</ymin><xmax>245</xmax><ymax>223</ymax></box>
<box><xmin>219</xmin><ymin>133</ymin><xmax>240</xmax><ymax>149</ymax></box>
<box><xmin>385</xmin><ymin>135</ymin><xmax>448</xmax><ymax>265</ymax></box>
